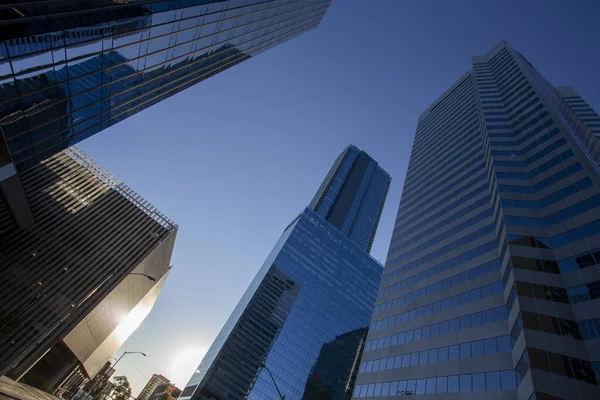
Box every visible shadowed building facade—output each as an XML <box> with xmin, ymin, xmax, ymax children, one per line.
<box><xmin>353</xmin><ymin>41</ymin><xmax>600</xmax><ymax>400</ymax></box>
<box><xmin>0</xmin><ymin>147</ymin><xmax>177</xmax><ymax>390</ymax></box>
<box><xmin>179</xmin><ymin>145</ymin><xmax>390</xmax><ymax>400</ymax></box>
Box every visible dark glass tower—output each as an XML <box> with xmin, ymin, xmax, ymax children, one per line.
<box><xmin>353</xmin><ymin>41</ymin><xmax>600</xmax><ymax>400</ymax></box>
<box><xmin>0</xmin><ymin>0</ymin><xmax>331</xmax><ymax>171</ymax></box>
<box><xmin>180</xmin><ymin>145</ymin><xmax>391</xmax><ymax>400</ymax></box>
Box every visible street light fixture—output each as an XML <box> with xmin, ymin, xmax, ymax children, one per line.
<box><xmin>259</xmin><ymin>362</ymin><xmax>285</xmax><ymax>400</ymax></box>
<box><xmin>129</xmin><ymin>273</ymin><xmax>156</xmax><ymax>282</ymax></box>
<box><xmin>112</xmin><ymin>351</ymin><xmax>146</xmax><ymax>369</ymax></box>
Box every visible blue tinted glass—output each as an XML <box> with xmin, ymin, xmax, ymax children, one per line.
<box><xmin>501</xmin><ymin>370</ymin><xmax>517</xmax><ymax>390</ymax></box>
<box><xmin>390</xmin><ymin>382</ymin><xmax>398</xmax><ymax>396</ymax></box>
<box><xmin>473</xmin><ymin>373</ymin><xmax>486</xmax><ymax>392</ymax></box>
<box><xmin>374</xmin><ymin>383</ymin><xmax>382</xmax><ymax>397</ymax></box>
<box><xmin>410</xmin><ymin>353</ymin><xmax>419</xmax><ymax>366</ymax></box>
<box><xmin>448</xmin><ymin>376</ymin><xmax>459</xmax><ymax>393</ymax></box>
<box><xmin>460</xmin><ymin>343</ymin><xmax>471</xmax><ymax>358</ymax></box>
<box><xmin>406</xmin><ymin>380</ymin><xmax>416</xmax><ymax>395</ymax></box>
<box><xmin>440</xmin><ymin>321</ymin><xmax>450</xmax><ymax>334</ymax></box>
<box><xmin>381</xmin><ymin>382</ymin><xmax>390</xmax><ymax>396</ymax></box>
<box><xmin>419</xmin><ymin>351</ymin><xmax>428</xmax><ymax>365</ymax></box>
<box><xmin>437</xmin><ymin>377</ymin><xmax>448</xmax><ymax>393</ymax></box>
<box><xmin>402</xmin><ymin>355</ymin><xmax>410</xmax><ymax>367</ymax></box>
<box><xmin>429</xmin><ymin>348</ymin><xmax>438</xmax><ymax>363</ymax></box>
<box><xmin>497</xmin><ymin>335</ymin><xmax>512</xmax><ymax>353</ymax></box>
<box><xmin>449</xmin><ymin>345</ymin><xmax>459</xmax><ymax>360</ymax></box>
<box><xmin>471</xmin><ymin>312</ymin><xmax>483</xmax><ymax>327</ymax></box>
<box><xmin>416</xmin><ymin>379</ymin><xmax>426</xmax><ymax>394</ymax></box>
<box><xmin>484</xmin><ymin>338</ymin><xmax>497</xmax><ymax>354</ymax></box>
<box><xmin>460</xmin><ymin>315</ymin><xmax>471</xmax><ymax>330</ymax></box>
<box><xmin>486</xmin><ymin>371</ymin><xmax>501</xmax><ymax>390</ymax></box>
<box><xmin>439</xmin><ymin>346</ymin><xmax>449</xmax><ymax>362</ymax></box>
<box><xmin>426</xmin><ymin>378</ymin><xmax>436</xmax><ymax>394</ymax></box>
<box><xmin>367</xmin><ymin>384</ymin><xmax>375</xmax><ymax>397</ymax></box>
<box><xmin>450</xmin><ymin>319</ymin><xmax>460</xmax><ymax>332</ymax></box>
<box><xmin>460</xmin><ymin>374</ymin><xmax>472</xmax><ymax>392</ymax></box>
<box><xmin>394</xmin><ymin>355</ymin><xmax>403</xmax><ymax>368</ymax></box>
<box><xmin>431</xmin><ymin>324</ymin><xmax>440</xmax><ymax>337</ymax></box>
<box><xmin>483</xmin><ymin>309</ymin><xmax>495</xmax><ymax>324</ymax></box>
<box><xmin>472</xmin><ymin>340</ymin><xmax>484</xmax><ymax>356</ymax></box>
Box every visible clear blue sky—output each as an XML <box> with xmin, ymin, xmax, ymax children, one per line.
<box><xmin>78</xmin><ymin>0</ymin><xmax>600</xmax><ymax>394</ymax></box>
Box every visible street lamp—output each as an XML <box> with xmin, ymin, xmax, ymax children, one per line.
<box><xmin>129</xmin><ymin>273</ymin><xmax>156</xmax><ymax>282</ymax></box>
<box><xmin>112</xmin><ymin>351</ymin><xmax>146</xmax><ymax>369</ymax></box>
<box><xmin>259</xmin><ymin>362</ymin><xmax>285</xmax><ymax>400</ymax></box>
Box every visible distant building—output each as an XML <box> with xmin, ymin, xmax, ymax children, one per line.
<box><xmin>149</xmin><ymin>382</ymin><xmax>182</xmax><ymax>400</ymax></box>
<box><xmin>138</xmin><ymin>374</ymin><xmax>171</xmax><ymax>400</ymax></box>
<box><xmin>0</xmin><ymin>148</ymin><xmax>177</xmax><ymax>391</ymax></box>
<box><xmin>180</xmin><ymin>145</ymin><xmax>390</xmax><ymax>400</ymax></box>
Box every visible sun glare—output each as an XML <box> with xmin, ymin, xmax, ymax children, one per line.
<box><xmin>115</xmin><ymin>305</ymin><xmax>152</xmax><ymax>342</ymax></box>
<box><xmin>170</xmin><ymin>346</ymin><xmax>208</xmax><ymax>387</ymax></box>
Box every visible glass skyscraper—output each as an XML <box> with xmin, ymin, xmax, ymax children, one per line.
<box><xmin>180</xmin><ymin>144</ymin><xmax>391</xmax><ymax>400</ymax></box>
<box><xmin>353</xmin><ymin>41</ymin><xmax>600</xmax><ymax>400</ymax></box>
<box><xmin>0</xmin><ymin>0</ymin><xmax>331</xmax><ymax>171</ymax></box>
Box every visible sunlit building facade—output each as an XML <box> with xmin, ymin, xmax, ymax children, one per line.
<box><xmin>353</xmin><ymin>41</ymin><xmax>600</xmax><ymax>400</ymax></box>
<box><xmin>0</xmin><ymin>147</ymin><xmax>177</xmax><ymax>390</ymax></box>
<box><xmin>179</xmin><ymin>145</ymin><xmax>390</xmax><ymax>400</ymax></box>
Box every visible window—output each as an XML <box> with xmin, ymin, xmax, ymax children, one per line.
<box><xmin>416</xmin><ymin>351</ymin><xmax>427</xmax><ymax>365</ymax></box>
<box><xmin>460</xmin><ymin>374</ymin><xmax>472</xmax><ymax>392</ymax></box>
<box><xmin>484</xmin><ymin>338</ymin><xmax>497</xmax><ymax>354</ymax></box>
<box><xmin>439</xmin><ymin>346</ymin><xmax>449</xmax><ymax>362</ymax></box>
<box><xmin>429</xmin><ymin>348</ymin><xmax>438</xmax><ymax>363</ymax></box>
<box><xmin>472</xmin><ymin>340</ymin><xmax>484</xmax><ymax>356</ymax></box>
<box><xmin>501</xmin><ymin>370</ymin><xmax>517</xmax><ymax>390</ymax></box>
<box><xmin>416</xmin><ymin>379</ymin><xmax>426</xmax><ymax>395</ymax></box>
<box><xmin>436</xmin><ymin>377</ymin><xmax>448</xmax><ymax>393</ymax></box>
<box><xmin>393</xmin><ymin>355</ymin><xmax>402</xmax><ymax>368</ymax></box>
<box><xmin>374</xmin><ymin>383</ymin><xmax>382</xmax><ymax>397</ymax></box>
<box><xmin>448</xmin><ymin>376</ymin><xmax>459</xmax><ymax>393</ymax></box>
<box><xmin>486</xmin><ymin>371</ymin><xmax>501</xmax><ymax>390</ymax></box>
<box><xmin>426</xmin><ymin>378</ymin><xmax>436</xmax><ymax>394</ymax></box>
<box><xmin>497</xmin><ymin>335</ymin><xmax>512</xmax><ymax>353</ymax></box>
<box><xmin>473</xmin><ymin>373</ymin><xmax>486</xmax><ymax>392</ymax></box>
<box><xmin>449</xmin><ymin>345</ymin><xmax>459</xmax><ymax>360</ymax></box>
<box><xmin>460</xmin><ymin>343</ymin><xmax>471</xmax><ymax>358</ymax></box>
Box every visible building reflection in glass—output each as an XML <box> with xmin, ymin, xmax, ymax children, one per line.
<box><xmin>0</xmin><ymin>0</ymin><xmax>331</xmax><ymax>170</ymax></box>
<box><xmin>302</xmin><ymin>327</ymin><xmax>369</xmax><ymax>400</ymax></box>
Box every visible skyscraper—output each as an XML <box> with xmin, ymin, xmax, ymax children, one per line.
<box><xmin>180</xmin><ymin>145</ymin><xmax>390</xmax><ymax>400</ymax></box>
<box><xmin>0</xmin><ymin>0</ymin><xmax>331</xmax><ymax>229</ymax></box>
<box><xmin>353</xmin><ymin>41</ymin><xmax>600</xmax><ymax>400</ymax></box>
<box><xmin>0</xmin><ymin>0</ymin><xmax>331</xmax><ymax>171</ymax></box>
<box><xmin>0</xmin><ymin>147</ymin><xmax>177</xmax><ymax>390</ymax></box>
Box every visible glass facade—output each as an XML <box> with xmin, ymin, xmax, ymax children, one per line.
<box><xmin>0</xmin><ymin>0</ymin><xmax>331</xmax><ymax>170</ymax></box>
<box><xmin>309</xmin><ymin>144</ymin><xmax>391</xmax><ymax>253</ymax></box>
<box><xmin>179</xmin><ymin>145</ymin><xmax>390</xmax><ymax>400</ymax></box>
<box><xmin>355</xmin><ymin>41</ymin><xmax>600</xmax><ymax>400</ymax></box>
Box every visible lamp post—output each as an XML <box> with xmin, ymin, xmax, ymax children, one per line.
<box><xmin>129</xmin><ymin>273</ymin><xmax>156</xmax><ymax>282</ymax></box>
<box><xmin>112</xmin><ymin>351</ymin><xmax>146</xmax><ymax>369</ymax></box>
<box><xmin>259</xmin><ymin>362</ymin><xmax>285</xmax><ymax>400</ymax></box>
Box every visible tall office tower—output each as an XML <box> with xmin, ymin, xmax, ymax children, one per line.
<box><xmin>0</xmin><ymin>0</ymin><xmax>331</xmax><ymax>227</ymax></box>
<box><xmin>179</xmin><ymin>145</ymin><xmax>391</xmax><ymax>400</ymax></box>
<box><xmin>353</xmin><ymin>41</ymin><xmax>600</xmax><ymax>400</ymax></box>
<box><xmin>0</xmin><ymin>147</ymin><xmax>177</xmax><ymax>391</ymax></box>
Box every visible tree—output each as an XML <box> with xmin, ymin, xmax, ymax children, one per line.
<box><xmin>110</xmin><ymin>376</ymin><xmax>132</xmax><ymax>400</ymax></box>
